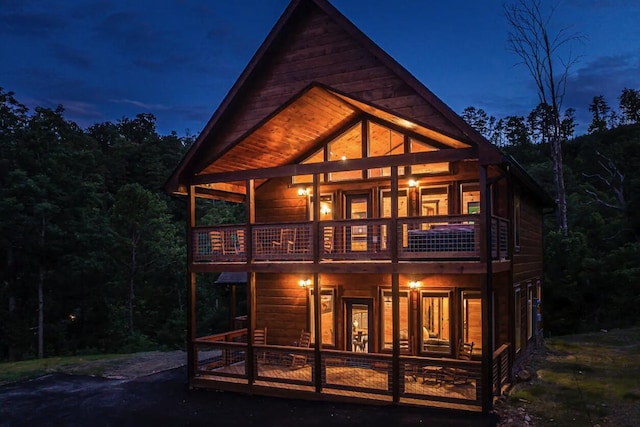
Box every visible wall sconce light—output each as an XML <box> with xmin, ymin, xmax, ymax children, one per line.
<box><xmin>409</xmin><ymin>280</ymin><xmax>421</xmax><ymax>289</ymax></box>
<box><xmin>320</xmin><ymin>203</ymin><xmax>331</xmax><ymax>215</ymax></box>
<box><xmin>408</xmin><ymin>179</ymin><xmax>419</xmax><ymax>188</ymax></box>
<box><xmin>297</xmin><ymin>187</ymin><xmax>309</xmax><ymax>197</ymax></box>
<box><xmin>299</xmin><ymin>279</ymin><xmax>312</xmax><ymax>288</ymax></box>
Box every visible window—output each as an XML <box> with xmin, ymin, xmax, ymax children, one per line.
<box><xmin>292</xmin><ymin>149</ymin><xmax>324</xmax><ymax>184</ymax></box>
<box><xmin>420</xmin><ymin>186</ymin><xmax>449</xmax><ymax>216</ymax></box>
<box><xmin>410</xmin><ymin>139</ymin><xmax>450</xmax><ymax>175</ymax></box>
<box><xmin>380</xmin><ymin>189</ymin><xmax>408</xmax><ymax>249</ymax></box>
<box><xmin>421</xmin><ymin>292</ymin><xmax>451</xmax><ymax>353</ymax></box>
<box><xmin>328</xmin><ymin>124</ymin><xmax>363</xmax><ymax>182</ymax></box>
<box><xmin>461</xmin><ymin>182</ymin><xmax>480</xmax><ymax>214</ymax></box>
<box><xmin>527</xmin><ymin>284</ymin><xmax>534</xmax><ymax>340</ymax></box>
<box><xmin>380</xmin><ymin>290</ymin><xmax>410</xmax><ymax>351</ymax></box>
<box><xmin>462</xmin><ymin>291</ymin><xmax>482</xmax><ymax>354</ymax></box>
<box><xmin>309</xmin><ymin>194</ymin><xmax>333</xmax><ymax>221</ymax></box>
<box><xmin>514</xmin><ymin>287</ymin><xmax>522</xmax><ymax>352</ymax></box>
<box><xmin>309</xmin><ymin>289</ymin><xmax>335</xmax><ymax>346</ymax></box>
<box><xmin>368</xmin><ymin>122</ymin><xmax>405</xmax><ymax>177</ymax></box>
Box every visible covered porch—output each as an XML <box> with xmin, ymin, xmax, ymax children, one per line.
<box><xmin>191</xmin><ymin>328</ymin><xmax>511</xmax><ymax>411</ymax></box>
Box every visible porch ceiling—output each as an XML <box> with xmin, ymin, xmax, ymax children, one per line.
<box><xmin>195</xmin><ymin>85</ymin><xmax>472</xmax><ymax>198</ymax></box>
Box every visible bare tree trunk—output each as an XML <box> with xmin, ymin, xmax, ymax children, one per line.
<box><xmin>505</xmin><ymin>0</ymin><xmax>581</xmax><ymax>236</ymax></box>
<box><xmin>38</xmin><ymin>266</ymin><xmax>44</xmax><ymax>359</ymax></box>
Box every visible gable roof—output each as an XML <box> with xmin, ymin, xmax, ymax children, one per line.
<box><xmin>166</xmin><ymin>0</ymin><xmax>503</xmax><ymax>196</ymax></box>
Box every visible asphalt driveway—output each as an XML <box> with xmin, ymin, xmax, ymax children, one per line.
<box><xmin>0</xmin><ymin>366</ymin><xmax>499</xmax><ymax>426</ymax></box>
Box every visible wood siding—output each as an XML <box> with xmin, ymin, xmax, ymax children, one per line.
<box><xmin>197</xmin><ymin>3</ymin><xmax>465</xmax><ymax>174</ymax></box>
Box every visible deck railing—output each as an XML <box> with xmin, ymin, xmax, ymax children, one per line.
<box><xmin>193</xmin><ymin>336</ymin><xmax>486</xmax><ymax>410</ymax></box>
<box><xmin>192</xmin><ymin>215</ymin><xmax>510</xmax><ymax>263</ymax></box>
<box><xmin>491</xmin><ymin>216</ymin><xmax>509</xmax><ymax>260</ymax></box>
<box><xmin>397</xmin><ymin>215</ymin><xmax>480</xmax><ymax>259</ymax></box>
<box><xmin>492</xmin><ymin>343</ymin><xmax>512</xmax><ymax>396</ymax></box>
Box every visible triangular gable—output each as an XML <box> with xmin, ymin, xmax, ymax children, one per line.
<box><xmin>166</xmin><ymin>0</ymin><xmax>500</xmax><ymax>194</ymax></box>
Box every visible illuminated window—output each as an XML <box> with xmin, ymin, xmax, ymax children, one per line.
<box><xmin>410</xmin><ymin>139</ymin><xmax>450</xmax><ymax>175</ymax></box>
<box><xmin>380</xmin><ymin>290</ymin><xmax>410</xmax><ymax>351</ymax></box>
<box><xmin>420</xmin><ymin>186</ymin><xmax>449</xmax><ymax>216</ymax></box>
<box><xmin>462</xmin><ymin>291</ymin><xmax>482</xmax><ymax>354</ymax></box>
<box><xmin>310</xmin><ymin>289</ymin><xmax>335</xmax><ymax>347</ymax></box>
<box><xmin>368</xmin><ymin>122</ymin><xmax>404</xmax><ymax>177</ymax></box>
<box><xmin>461</xmin><ymin>182</ymin><xmax>480</xmax><ymax>214</ymax></box>
<box><xmin>292</xmin><ymin>149</ymin><xmax>324</xmax><ymax>184</ymax></box>
<box><xmin>421</xmin><ymin>292</ymin><xmax>451</xmax><ymax>353</ymax></box>
<box><xmin>328</xmin><ymin>124</ymin><xmax>363</xmax><ymax>182</ymax></box>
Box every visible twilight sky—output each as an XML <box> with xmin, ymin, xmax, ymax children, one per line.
<box><xmin>1</xmin><ymin>0</ymin><xmax>639</xmax><ymax>137</ymax></box>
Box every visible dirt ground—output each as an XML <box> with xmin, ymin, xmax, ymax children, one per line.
<box><xmin>0</xmin><ymin>351</ymin><xmax>505</xmax><ymax>427</ymax></box>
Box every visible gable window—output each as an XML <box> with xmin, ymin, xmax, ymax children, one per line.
<box><xmin>381</xmin><ymin>290</ymin><xmax>410</xmax><ymax>351</ymax></box>
<box><xmin>410</xmin><ymin>139</ymin><xmax>450</xmax><ymax>175</ymax></box>
<box><xmin>292</xmin><ymin>149</ymin><xmax>324</xmax><ymax>184</ymax></box>
<box><xmin>309</xmin><ymin>288</ymin><xmax>335</xmax><ymax>347</ymax></box>
<box><xmin>328</xmin><ymin>124</ymin><xmax>363</xmax><ymax>182</ymax></box>
<box><xmin>421</xmin><ymin>292</ymin><xmax>451</xmax><ymax>354</ymax></box>
<box><xmin>368</xmin><ymin>122</ymin><xmax>405</xmax><ymax>178</ymax></box>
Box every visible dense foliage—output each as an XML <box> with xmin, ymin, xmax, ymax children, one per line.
<box><xmin>1</xmin><ymin>85</ymin><xmax>638</xmax><ymax>361</ymax></box>
<box><xmin>0</xmin><ymin>88</ymin><xmax>240</xmax><ymax>361</ymax></box>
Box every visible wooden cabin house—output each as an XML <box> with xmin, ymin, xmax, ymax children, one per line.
<box><xmin>165</xmin><ymin>0</ymin><xmax>551</xmax><ymax>413</ymax></box>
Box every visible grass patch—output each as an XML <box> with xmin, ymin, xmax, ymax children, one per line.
<box><xmin>511</xmin><ymin>327</ymin><xmax>640</xmax><ymax>426</ymax></box>
<box><xmin>0</xmin><ymin>354</ymin><xmax>128</xmax><ymax>384</ymax></box>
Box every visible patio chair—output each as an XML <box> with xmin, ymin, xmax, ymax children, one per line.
<box><xmin>290</xmin><ymin>330</ymin><xmax>311</xmax><ymax>368</ymax></box>
<box><xmin>210</xmin><ymin>231</ymin><xmax>225</xmax><ymax>254</ymax></box>
<box><xmin>441</xmin><ymin>339</ymin><xmax>474</xmax><ymax>385</ymax></box>
<box><xmin>323</xmin><ymin>226</ymin><xmax>334</xmax><ymax>254</ymax></box>
<box><xmin>272</xmin><ymin>228</ymin><xmax>296</xmax><ymax>253</ymax></box>
<box><xmin>233</xmin><ymin>229</ymin><xmax>245</xmax><ymax>254</ymax></box>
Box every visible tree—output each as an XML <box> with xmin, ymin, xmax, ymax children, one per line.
<box><xmin>619</xmin><ymin>88</ymin><xmax>640</xmax><ymax>125</ymax></box>
<box><xmin>109</xmin><ymin>183</ymin><xmax>181</xmax><ymax>336</ymax></box>
<box><xmin>505</xmin><ymin>0</ymin><xmax>583</xmax><ymax>235</ymax></box>
<box><xmin>588</xmin><ymin>95</ymin><xmax>611</xmax><ymax>134</ymax></box>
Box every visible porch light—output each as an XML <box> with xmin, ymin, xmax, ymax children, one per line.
<box><xmin>299</xmin><ymin>279</ymin><xmax>312</xmax><ymax>288</ymax></box>
<box><xmin>408</xmin><ymin>179</ymin><xmax>419</xmax><ymax>188</ymax></box>
<box><xmin>409</xmin><ymin>280</ymin><xmax>421</xmax><ymax>289</ymax></box>
<box><xmin>297</xmin><ymin>187</ymin><xmax>309</xmax><ymax>196</ymax></box>
<box><xmin>320</xmin><ymin>203</ymin><xmax>331</xmax><ymax>215</ymax></box>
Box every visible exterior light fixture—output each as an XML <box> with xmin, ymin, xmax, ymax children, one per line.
<box><xmin>408</xmin><ymin>179</ymin><xmax>419</xmax><ymax>188</ymax></box>
<box><xmin>297</xmin><ymin>188</ymin><xmax>309</xmax><ymax>196</ymax></box>
<box><xmin>409</xmin><ymin>280</ymin><xmax>421</xmax><ymax>289</ymax></box>
<box><xmin>299</xmin><ymin>279</ymin><xmax>312</xmax><ymax>288</ymax></box>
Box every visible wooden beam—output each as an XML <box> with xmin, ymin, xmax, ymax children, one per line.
<box><xmin>192</xmin><ymin>148</ymin><xmax>477</xmax><ymax>185</ymax></box>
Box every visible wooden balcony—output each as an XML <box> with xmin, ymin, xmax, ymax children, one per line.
<box><xmin>192</xmin><ymin>215</ymin><xmax>509</xmax><ymax>266</ymax></box>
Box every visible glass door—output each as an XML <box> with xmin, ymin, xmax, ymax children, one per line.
<box><xmin>345</xmin><ymin>194</ymin><xmax>370</xmax><ymax>252</ymax></box>
<box><xmin>345</xmin><ymin>299</ymin><xmax>372</xmax><ymax>352</ymax></box>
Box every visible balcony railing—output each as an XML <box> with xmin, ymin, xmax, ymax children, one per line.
<box><xmin>192</xmin><ymin>215</ymin><xmax>509</xmax><ymax>263</ymax></box>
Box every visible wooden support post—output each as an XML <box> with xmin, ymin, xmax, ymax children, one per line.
<box><xmin>186</xmin><ymin>185</ymin><xmax>197</xmax><ymax>382</ymax></box>
<box><xmin>312</xmin><ymin>173</ymin><xmax>322</xmax><ymax>393</ymax></box>
<box><xmin>391</xmin><ymin>165</ymin><xmax>400</xmax><ymax>403</ymax></box>
<box><xmin>247</xmin><ymin>271</ymin><xmax>256</xmax><ymax>384</ymax></box>
<box><xmin>481</xmin><ymin>165</ymin><xmax>494</xmax><ymax>412</ymax></box>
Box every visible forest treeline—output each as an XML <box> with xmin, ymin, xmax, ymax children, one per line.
<box><xmin>1</xmin><ymin>86</ymin><xmax>639</xmax><ymax>361</ymax></box>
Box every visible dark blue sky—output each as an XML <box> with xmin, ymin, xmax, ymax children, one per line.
<box><xmin>1</xmin><ymin>0</ymin><xmax>638</xmax><ymax>137</ymax></box>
